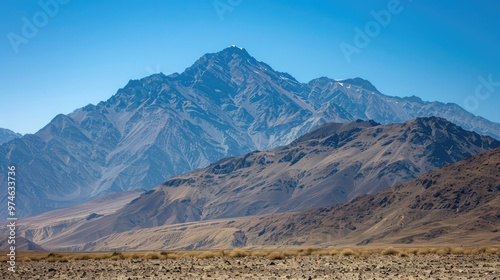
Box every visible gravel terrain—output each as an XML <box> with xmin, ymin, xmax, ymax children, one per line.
<box><xmin>2</xmin><ymin>254</ymin><xmax>499</xmax><ymax>279</ymax></box>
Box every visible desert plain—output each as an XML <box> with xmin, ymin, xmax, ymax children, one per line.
<box><xmin>1</xmin><ymin>247</ymin><xmax>499</xmax><ymax>279</ymax></box>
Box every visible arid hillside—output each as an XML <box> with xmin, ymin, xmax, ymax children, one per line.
<box><xmin>20</xmin><ymin>147</ymin><xmax>500</xmax><ymax>251</ymax></box>
<box><xmin>46</xmin><ymin>117</ymin><xmax>498</xmax><ymax>247</ymax></box>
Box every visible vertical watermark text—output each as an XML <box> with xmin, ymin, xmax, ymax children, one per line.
<box><xmin>6</xmin><ymin>165</ymin><xmax>17</xmax><ymax>273</ymax></box>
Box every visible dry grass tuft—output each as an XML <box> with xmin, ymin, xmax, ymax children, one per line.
<box><xmin>129</xmin><ymin>253</ymin><xmax>140</xmax><ymax>259</ymax></box>
<box><xmin>485</xmin><ymin>247</ymin><xmax>500</xmax><ymax>255</ymax></box>
<box><xmin>198</xmin><ymin>251</ymin><xmax>219</xmax><ymax>259</ymax></box>
<box><xmin>435</xmin><ymin>246</ymin><xmax>452</xmax><ymax>255</ymax></box>
<box><xmin>109</xmin><ymin>251</ymin><xmax>125</xmax><ymax>260</ymax></box>
<box><xmin>406</xmin><ymin>248</ymin><xmax>420</xmax><ymax>255</ymax></box>
<box><xmin>416</xmin><ymin>248</ymin><xmax>433</xmax><ymax>255</ymax></box>
<box><xmin>250</xmin><ymin>250</ymin><xmax>269</xmax><ymax>257</ymax></box>
<box><xmin>267</xmin><ymin>251</ymin><xmax>285</xmax><ymax>260</ymax></box>
<box><xmin>158</xmin><ymin>251</ymin><xmax>178</xmax><ymax>259</ymax></box>
<box><xmin>326</xmin><ymin>248</ymin><xmax>341</xmax><ymax>256</ymax></box>
<box><xmin>296</xmin><ymin>248</ymin><xmax>316</xmax><ymax>256</ymax></box>
<box><xmin>228</xmin><ymin>249</ymin><xmax>249</xmax><ymax>258</ymax></box>
<box><xmin>381</xmin><ymin>248</ymin><xmax>399</xmax><ymax>256</ymax></box>
<box><xmin>339</xmin><ymin>249</ymin><xmax>357</xmax><ymax>256</ymax></box>
<box><xmin>2</xmin><ymin>246</ymin><xmax>498</xmax><ymax>262</ymax></box>
<box><xmin>73</xmin><ymin>255</ymin><xmax>91</xmax><ymax>260</ymax></box>
<box><xmin>44</xmin><ymin>252</ymin><xmax>68</xmax><ymax>262</ymax></box>
<box><xmin>144</xmin><ymin>253</ymin><xmax>160</xmax><ymax>259</ymax></box>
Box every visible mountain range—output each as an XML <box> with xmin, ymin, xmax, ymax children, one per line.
<box><xmin>17</xmin><ymin>146</ymin><xmax>500</xmax><ymax>251</ymax></box>
<box><xmin>2</xmin><ymin>46</ymin><xmax>500</xmax><ymax>218</ymax></box>
<box><xmin>14</xmin><ymin>117</ymin><xmax>500</xmax><ymax>250</ymax></box>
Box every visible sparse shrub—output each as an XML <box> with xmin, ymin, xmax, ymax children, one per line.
<box><xmin>45</xmin><ymin>252</ymin><xmax>67</xmax><ymax>262</ymax></box>
<box><xmin>435</xmin><ymin>247</ymin><xmax>452</xmax><ymax>255</ymax></box>
<box><xmin>94</xmin><ymin>254</ymin><xmax>109</xmax><ymax>260</ymax></box>
<box><xmin>327</xmin><ymin>248</ymin><xmax>341</xmax><ymax>256</ymax></box>
<box><xmin>229</xmin><ymin>249</ymin><xmax>249</xmax><ymax>258</ymax></box>
<box><xmin>340</xmin><ymin>249</ymin><xmax>356</xmax><ymax>256</ymax></box>
<box><xmin>358</xmin><ymin>248</ymin><xmax>377</xmax><ymax>257</ymax></box>
<box><xmin>416</xmin><ymin>248</ymin><xmax>432</xmax><ymax>255</ymax></box>
<box><xmin>198</xmin><ymin>251</ymin><xmax>218</xmax><ymax>259</ymax></box>
<box><xmin>182</xmin><ymin>251</ymin><xmax>198</xmax><ymax>258</ymax></box>
<box><xmin>129</xmin><ymin>254</ymin><xmax>140</xmax><ymax>259</ymax></box>
<box><xmin>381</xmin><ymin>248</ymin><xmax>399</xmax><ymax>256</ymax></box>
<box><xmin>407</xmin><ymin>248</ymin><xmax>419</xmax><ymax>255</ymax></box>
<box><xmin>493</xmin><ymin>248</ymin><xmax>500</xmax><ymax>255</ymax></box>
<box><xmin>250</xmin><ymin>250</ymin><xmax>269</xmax><ymax>257</ymax></box>
<box><xmin>145</xmin><ymin>253</ymin><xmax>160</xmax><ymax>259</ymax></box>
<box><xmin>476</xmin><ymin>247</ymin><xmax>487</xmax><ymax>254</ymax></box>
<box><xmin>28</xmin><ymin>255</ymin><xmax>44</xmax><ymax>261</ymax></box>
<box><xmin>450</xmin><ymin>247</ymin><xmax>466</xmax><ymax>255</ymax></box>
<box><xmin>267</xmin><ymin>251</ymin><xmax>284</xmax><ymax>260</ymax></box>
<box><xmin>47</xmin><ymin>256</ymin><xmax>68</xmax><ymax>262</ymax></box>
<box><xmin>109</xmin><ymin>251</ymin><xmax>125</xmax><ymax>260</ymax></box>
<box><xmin>75</xmin><ymin>255</ymin><xmax>90</xmax><ymax>260</ymax></box>
<box><xmin>298</xmin><ymin>248</ymin><xmax>316</xmax><ymax>256</ymax></box>
<box><xmin>159</xmin><ymin>251</ymin><xmax>179</xmax><ymax>259</ymax></box>
<box><xmin>485</xmin><ymin>247</ymin><xmax>500</xmax><ymax>255</ymax></box>
<box><xmin>283</xmin><ymin>250</ymin><xmax>299</xmax><ymax>257</ymax></box>
<box><xmin>18</xmin><ymin>256</ymin><xmax>32</xmax><ymax>262</ymax></box>
<box><xmin>313</xmin><ymin>249</ymin><xmax>330</xmax><ymax>256</ymax></box>
<box><xmin>10</xmin><ymin>246</ymin><xmax>500</xmax><ymax>264</ymax></box>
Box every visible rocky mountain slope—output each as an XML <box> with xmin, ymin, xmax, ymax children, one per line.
<box><xmin>8</xmin><ymin>190</ymin><xmax>143</xmax><ymax>248</ymax></box>
<box><xmin>18</xmin><ymin>117</ymin><xmax>500</xmax><ymax>250</ymax></box>
<box><xmin>0</xmin><ymin>128</ymin><xmax>21</xmax><ymax>145</ymax></box>
<box><xmin>0</xmin><ymin>236</ymin><xmax>45</xmax><ymax>251</ymax></box>
<box><xmin>243</xmin><ymin>146</ymin><xmax>500</xmax><ymax>247</ymax></box>
<box><xmin>21</xmin><ymin>147</ymin><xmax>500</xmax><ymax>251</ymax></box>
<box><xmin>104</xmin><ymin>117</ymin><xmax>498</xmax><ymax>228</ymax></box>
<box><xmin>2</xmin><ymin>46</ymin><xmax>500</xmax><ymax>218</ymax></box>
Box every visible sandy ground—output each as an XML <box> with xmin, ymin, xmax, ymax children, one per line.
<box><xmin>1</xmin><ymin>254</ymin><xmax>499</xmax><ymax>279</ymax></box>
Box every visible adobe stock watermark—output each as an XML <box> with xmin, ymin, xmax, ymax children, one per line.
<box><xmin>340</xmin><ymin>0</ymin><xmax>411</xmax><ymax>64</ymax></box>
<box><xmin>7</xmin><ymin>0</ymin><xmax>71</xmax><ymax>54</ymax></box>
<box><xmin>145</xmin><ymin>64</ymin><xmax>163</xmax><ymax>75</ymax></box>
<box><xmin>463</xmin><ymin>74</ymin><xmax>499</xmax><ymax>112</ymax></box>
<box><xmin>213</xmin><ymin>0</ymin><xmax>243</xmax><ymax>21</ymax></box>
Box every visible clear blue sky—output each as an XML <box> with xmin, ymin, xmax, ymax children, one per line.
<box><xmin>1</xmin><ymin>0</ymin><xmax>499</xmax><ymax>134</ymax></box>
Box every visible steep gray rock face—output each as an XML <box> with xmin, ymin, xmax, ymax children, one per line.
<box><xmin>1</xmin><ymin>46</ymin><xmax>499</xmax><ymax>218</ymax></box>
<box><xmin>0</xmin><ymin>128</ymin><xmax>21</xmax><ymax>145</ymax></box>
